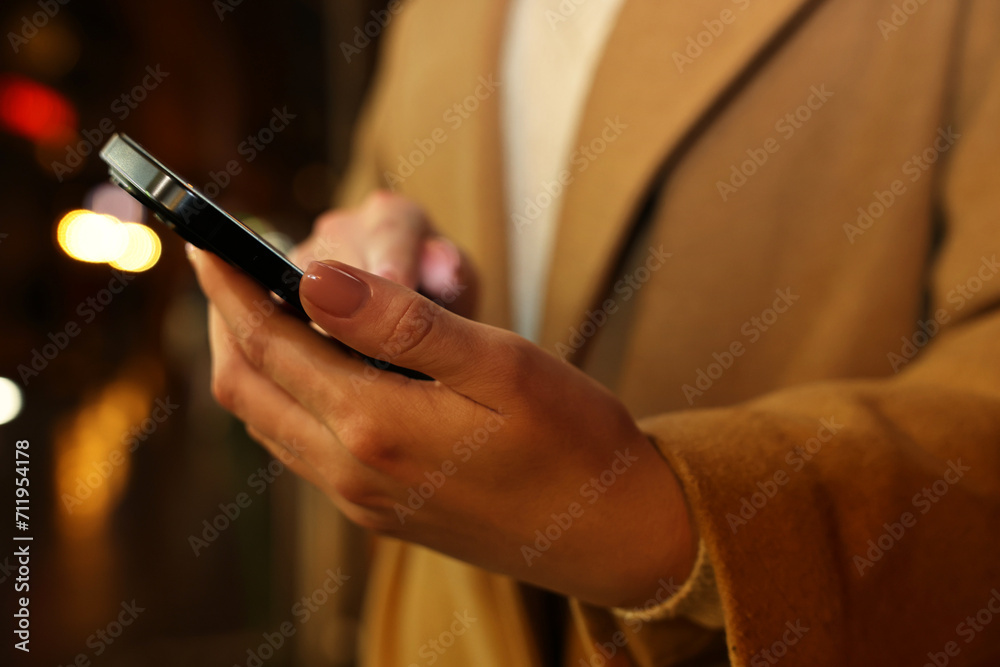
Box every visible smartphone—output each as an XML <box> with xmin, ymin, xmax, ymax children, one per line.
<box><xmin>99</xmin><ymin>133</ymin><xmax>428</xmax><ymax>380</ymax></box>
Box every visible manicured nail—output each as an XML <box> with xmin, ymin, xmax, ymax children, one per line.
<box><xmin>427</xmin><ymin>237</ymin><xmax>461</xmax><ymax>275</ymax></box>
<box><xmin>422</xmin><ymin>237</ymin><xmax>461</xmax><ymax>291</ymax></box>
<box><xmin>301</xmin><ymin>261</ymin><xmax>371</xmax><ymax>318</ymax></box>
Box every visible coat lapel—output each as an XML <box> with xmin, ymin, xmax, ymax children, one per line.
<box><xmin>463</xmin><ymin>0</ymin><xmax>513</xmax><ymax>329</ymax></box>
<box><xmin>536</xmin><ymin>0</ymin><xmax>824</xmax><ymax>353</ymax></box>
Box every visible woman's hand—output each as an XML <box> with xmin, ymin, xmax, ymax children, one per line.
<box><xmin>190</xmin><ymin>196</ymin><xmax>695</xmax><ymax>609</ymax></box>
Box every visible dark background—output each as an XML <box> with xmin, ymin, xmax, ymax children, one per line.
<box><xmin>0</xmin><ymin>1</ymin><xmax>391</xmax><ymax>665</ymax></box>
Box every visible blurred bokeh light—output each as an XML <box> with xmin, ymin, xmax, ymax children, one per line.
<box><xmin>0</xmin><ymin>376</ymin><xmax>24</xmax><ymax>424</ymax></box>
<box><xmin>56</xmin><ymin>209</ymin><xmax>128</xmax><ymax>263</ymax></box>
<box><xmin>56</xmin><ymin>209</ymin><xmax>161</xmax><ymax>271</ymax></box>
<box><xmin>0</xmin><ymin>74</ymin><xmax>76</xmax><ymax>145</ymax></box>
<box><xmin>110</xmin><ymin>221</ymin><xmax>161</xmax><ymax>272</ymax></box>
<box><xmin>16</xmin><ymin>21</ymin><xmax>82</xmax><ymax>79</ymax></box>
<box><xmin>55</xmin><ymin>375</ymin><xmax>153</xmax><ymax>533</ymax></box>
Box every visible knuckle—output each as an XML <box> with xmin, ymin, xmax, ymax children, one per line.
<box><xmin>381</xmin><ymin>296</ymin><xmax>439</xmax><ymax>360</ymax></box>
<box><xmin>331</xmin><ymin>473</ymin><xmax>401</xmax><ymax>534</ymax></box>
<box><xmin>365</xmin><ymin>511</ymin><xmax>405</xmax><ymax>536</ymax></box>
<box><xmin>209</xmin><ymin>345</ymin><xmax>248</xmax><ymax>413</ymax></box>
<box><xmin>210</xmin><ymin>373</ymin><xmax>239</xmax><ymax>413</ymax></box>
<box><xmin>342</xmin><ymin>415</ymin><xmax>400</xmax><ymax>471</ymax></box>
<box><xmin>333</xmin><ymin>475</ymin><xmax>381</xmax><ymax>510</ymax></box>
<box><xmin>340</xmin><ymin>503</ymin><xmax>402</xmax><ymax>535</ymax></box>
<box><xmin>239</xmin><ymin>324</ymin><xmax>273</xmax><ymax>371</ymax></box>
<box><xmin>496</xmin><ymin>335</ymin><xmax>537</xmax><ymax>393</ymax></box>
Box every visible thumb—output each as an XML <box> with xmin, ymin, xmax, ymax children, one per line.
<box><xmin>299</xmin><ymin>260</ymin><xmax>495</xmax><ymax>394</ymax></box>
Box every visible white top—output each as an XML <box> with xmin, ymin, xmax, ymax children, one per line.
<box><xmin>500</xmin><ymin>0</ymin><xmax>627</xmax><ymax>341</ymax></box>
<box><xmin>498</xmin><ymin>1</ymin><xmax>723</xmax><ymax>624</ymax></box>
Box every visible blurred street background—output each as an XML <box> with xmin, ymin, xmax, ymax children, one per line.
<box><xmin>0</xmin><ymin>1</ymin><xmax>393</xmax><ymax>664</ymax></box>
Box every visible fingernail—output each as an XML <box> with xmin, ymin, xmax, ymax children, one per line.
<box><xmin>422</xmin><ymin>237</ymin><xmax>461</xmax><ymax>290</ymax></box>
<box><xmin>429</xmin><ymin>238</ymin><xmax>461</xmax><ymax>274</ymax></box>
<box><xmin>301</xmin><ymin>261</ymin><xmax>371</xmax><ymax>318</ymax></box>
<box><xmin>185</xmin><ymin>243</ymin><xmax>196</xmax><ymax>261</ymax></box>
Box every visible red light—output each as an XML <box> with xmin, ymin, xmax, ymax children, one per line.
<box><xmin>0</xmin><ymin>75</ymin><xmax>77</xmax><ymax>145</ymax></box>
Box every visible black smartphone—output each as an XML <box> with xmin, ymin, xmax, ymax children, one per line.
<box><xmin>99</xmin><ymin>133</ymin><xmax>428</xmax><ymax>380</ymax></box>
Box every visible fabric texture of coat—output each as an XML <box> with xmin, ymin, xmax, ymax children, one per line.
<box><xmin>321</xmin><ymin>0</ymin><xmax>1000</xmax><ymax>664</ymax></box>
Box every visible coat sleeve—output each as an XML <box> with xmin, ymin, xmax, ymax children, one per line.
<box><xmin>573</xmin><ymin>2</ymin><xmax>1000</xmax><ymax>665</ymax></box>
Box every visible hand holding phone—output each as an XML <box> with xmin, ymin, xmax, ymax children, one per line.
<box><xmin>99</xmin><ymin>133</ymin><xmax>429</xmax><ymax>380</ymax></box>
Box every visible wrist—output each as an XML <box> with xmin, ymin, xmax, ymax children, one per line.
<box><xmin>564</xmin><ymin>431</ymin><xmax>698</xmax><ymax>609</ymax></box>
<box><xmin>612</xmin><ymin>433</ymin><xmax>698</xmax><ymax>608</ymax></box>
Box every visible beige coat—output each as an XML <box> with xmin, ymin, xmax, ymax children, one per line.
<box><xmin>324</xmin><ymin>0</ymin><xmax>1000</xmax><ymax>664</ymax></box>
